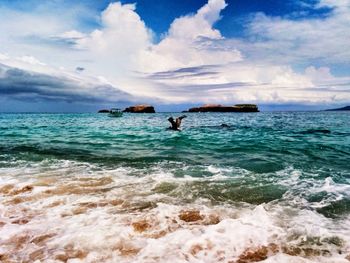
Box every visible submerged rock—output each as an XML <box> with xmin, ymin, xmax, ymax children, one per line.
<box><xmin>185</xmin><ymin>104</ymin><xmax>259</xmax><ymax>113</ymax></box>
<box><xmin>237</xmin><ymin>245</ymin><xmax>270</xmax><ymax>263</ymax></box>
<box><xmin>123</xmin><ymin>104</ymin><xmax>155</xmax><ymax>113</ymax></box>
<box><xmin>132</xmin><ymin>219</ymin><xmax>151</xmax><ymax>232</ymax></box>
<box><xmin>179</xmin><ymin>210</ymin><xmax>204</xmax><ymax>222</ymax></box>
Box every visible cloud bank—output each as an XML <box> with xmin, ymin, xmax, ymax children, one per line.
<box><xmin>0</xmin><ymin>57</ymin><xmax>136</xmax><ymax>104</ymax></box>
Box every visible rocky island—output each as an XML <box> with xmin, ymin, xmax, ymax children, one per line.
<box><xmin>123</xmin><ymin>104</ymin><xmax>156</xmax><ymax>113</ymax></box>
<box><xmin>184</xmin><ymin>104</ymin><xmax>259</xmax><ymax>113</ymax></box>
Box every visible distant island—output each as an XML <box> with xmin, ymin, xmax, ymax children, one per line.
<box><xmin>184</xmin><ymin>104</ymin><xmax>259</xmax><ymax>113</ymax></box>
<box><xmin>325</xmin><ymin>106</ymin><xmax>350</xmax><ymax>111</ymax></box>
<box><xmin>98</xmin><ymin>104</ymin><xmax>156</xmax><ymax>113</ymax></box>
<box><xmin>123</xmin><ymin>104</ymin><xmax>155</xmax><ymax>113</ymax></box>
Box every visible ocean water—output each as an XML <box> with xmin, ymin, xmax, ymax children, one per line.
<box><xmin>0</xmin><ymin>112</ymin><xmax>349</xmax><ymax>263</ymax></box>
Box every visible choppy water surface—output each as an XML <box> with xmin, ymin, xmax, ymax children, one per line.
<box><xmin>0</xmin><ymin>112</ymin><xmax>349</xmax><ymax>263</ymax></box>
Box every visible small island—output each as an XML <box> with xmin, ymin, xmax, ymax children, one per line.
<box><xmin>123</xmin><ymin>104</ymin><xmax>156</xmax><ymax>113</ymax></box>
<box><xmin>325</xmin><ymin>106</ymin><xmax>350</xmax><ymax>111</ymax></box>
<box><xmin>184</xmin><ymin>104</ymin><xmax>259</xmax><ymax>113</ymax></box>
<box><xmin>98</xmin><ymin>105</ymin><xmax>156</xmax><ymax>113</ymax></box>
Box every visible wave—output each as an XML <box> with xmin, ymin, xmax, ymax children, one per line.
<box><xmin>1</xmin><ymin>160</ymin><xmax>350</xmax><ymax>262</ymax></box>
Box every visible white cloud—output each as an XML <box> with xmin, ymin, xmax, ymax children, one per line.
<box><xmin>317</xmin><ymin>0</ymin><xmax>350</xmax><ymax>9</ymax></box>
<box><xmin>240</xmin><ymin>0</ymin><xmax>350</xmax><ymax>64</ymax></box>
<box><xmin>305</xmin><ymin>66</ymin><xmax>350</xmax><ymax>91</ymax></box>
<box><xmin>168</xmin><ymin>0</ymin><xmax>226</xmax><ymax>40</ymax></box>
<box><xmin>57</xmin><ymin>2</ymin><xmax>155</xmax><ymax>96</ymax></box>
<box><xmin>76</xmin><ymin>2</ymin><xmax>152</xmax><ymax>55</ymax></box>
<box><xmin>17</xmin><ymin>56</ymin><xmax>46</xmax><ymax>66</ymax></box>
<box><xmin>305</xmin><ymin>66</ymin><xmax>334</xmax><ymax>82</ymax></box>
<box><xmin>137</xmin><ymin>0</ymin><xmax>241</xmax><ymax>73</ymax></box>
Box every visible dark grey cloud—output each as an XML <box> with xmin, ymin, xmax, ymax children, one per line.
<box><xmin>0</xmin><ymin>63</ymin><xmax>135</xmax><ymax>104</ymax></box>
<box><xmin>21</xmin><ymin>35</ymin><xmax>79</xmax><ymax>50</ymax></box>
<box><xmin>75</xmin><ymin>67</ymin><xmax>85</xmax><ymax>72</ymax></box>
<box><xmin>146</xmin><ymin>65</ymin><xmax>220</xmax><ymax>80</ymax></box>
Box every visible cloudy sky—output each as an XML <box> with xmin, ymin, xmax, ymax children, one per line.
<box><xmin>0</xmin><ymin>0</ymin><xmax>349</xmax><ymax>112</ymax></box>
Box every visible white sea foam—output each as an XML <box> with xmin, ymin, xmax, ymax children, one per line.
<box><xmin>0</xmin><ymin>159</ymin><xmax>350</xmax><ymax>262</ymax></box>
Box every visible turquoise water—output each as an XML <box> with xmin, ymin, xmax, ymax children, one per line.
<box><xmin>1</xmin><ymin>112</ymin><xmax>350</xmax><ymax>262</ymax></box>
<box><xmin>1</xmin><ymin>112</ymin><xmax>350</xmax><ymax>211</ymax></box>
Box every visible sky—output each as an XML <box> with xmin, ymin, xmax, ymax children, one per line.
<box><xmin>0</xmin><ymin>0</ymin><xmax>349</xmax><ymax>112</ymax></box>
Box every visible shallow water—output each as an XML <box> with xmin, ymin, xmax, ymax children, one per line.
<box><xmin>0</xmin><ymin>112</ymin><xmax>350</xmax><ymax>262</ymax></box>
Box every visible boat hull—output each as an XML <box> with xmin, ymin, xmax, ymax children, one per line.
<box><xmin>108</xmin><ymin>112</ymin><xmax>123</xmax><ymax>117</ymax></box>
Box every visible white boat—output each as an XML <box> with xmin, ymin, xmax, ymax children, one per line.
<box><xmin>108</xmin><ymin>108</ymin><xmax>123</xmax><ymax>117</ymax></box>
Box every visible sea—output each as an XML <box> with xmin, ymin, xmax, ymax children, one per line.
<box><xmin>0</xmin><ymin>112</ymin><xmax>349</xmax><ymax>263</ymax></box>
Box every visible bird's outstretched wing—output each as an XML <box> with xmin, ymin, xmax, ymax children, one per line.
<box><xmin>175</xmin><ymin>115</ymin><xmax>187</xmax><ymax>129</ymax></box>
